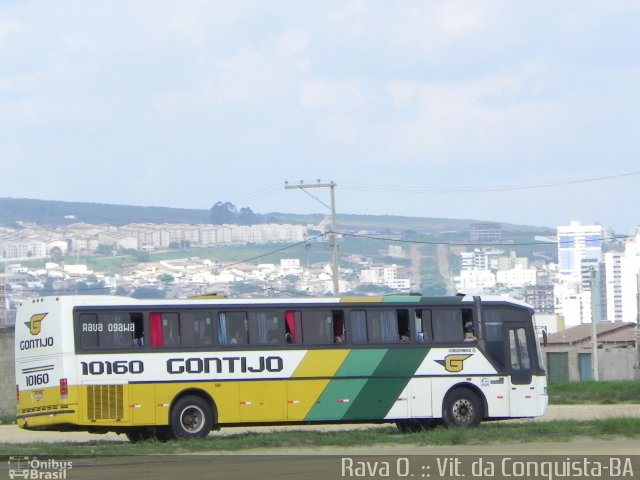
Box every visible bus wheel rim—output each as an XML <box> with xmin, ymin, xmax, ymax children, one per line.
<box><xmin>452</xmin><ymin>398</ymin><xmax>473</xmax><ymax>423</ymax></box>
<box><xmin>180</xmin><ymin>405</ymin><xmax>205</xmax><ymax>433</ymax></box>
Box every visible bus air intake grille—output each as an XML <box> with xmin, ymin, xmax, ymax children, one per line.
<box><xmin>87</xmin><ymin>385</ymin><xmax>124</xmax><ymax>421</ymax></box>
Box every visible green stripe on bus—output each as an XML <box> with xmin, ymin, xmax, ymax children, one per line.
<box><xmin>304</xmin><ymin>349</ymin><xmax>388</xmax><ymax>421</ymax></box>
<box><xmin>343</xmin><ymin>347</ymin><xmax>429</xmax><ymax>420</ymax></box>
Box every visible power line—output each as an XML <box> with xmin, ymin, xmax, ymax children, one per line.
<box><xmin>338</xmin><ymin>231</ymin><xmax>633</xmax><ymax>247</ymax></box>
<box><xmin>340</xmin><ymin>170</ymin><xmax>640</xmax><ymax>194</ymax></box>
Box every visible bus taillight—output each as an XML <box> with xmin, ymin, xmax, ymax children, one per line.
<box><xmin>60</xmin><ymin>378</ymin><xmax>68</xmax><ymax>399</ymax></box>
<box><xmin>16</xmin><ymin>384</ymin><xmax>19</xmax><ymax>402</ymax></box>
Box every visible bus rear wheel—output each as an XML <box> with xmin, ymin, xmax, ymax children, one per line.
<box><xmin>166</xmin><ymin>395</ymin><xmax>214</xmax><ymax>440</ymax></box>
<box><xmin>443</xmin><ymin>389</ymin><xmax>483</xmax><ymax>428</ymax></box>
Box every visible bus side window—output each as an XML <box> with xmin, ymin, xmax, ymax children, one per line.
<box><xmin>432</xmin><ymin>309</ymin><xmax>464</xmax><ymax>342</ymax></box>
<box><xmin>462</xmin><ymin>309</ymin><xmax>477</xmax><ymax>342</ymax></box>
<box><xmin>219</xmin><ymin>311</ymin><xmax>248</xmax><ymax>346</ymax></box>
<box><xmin>78</xmin><ymin>313</ymin><xmax>99</xmax><ymax>349</ymax></box>
<box><xmin>350</xmin><ymin>310</ymin><xmax>367</xmax><ymax>343</ymax></box>
<box><xmin>397</xmin><ymin>309</ymin><xmax>410</xmax><ymax>343</ymax></box>
<box><xmin>247</xmin><ymin>310</ymin><xmax>280</xmax><ymax>345</ymax></box>
<box><xmin>300</xmin><ymin>310</ymin><xmax>333</xmax><ymax>344</ymax></box>
<box><xmin>181</xmin><ymin>311</ymin><xmax>213</xmax><ymax>347</ymax></box>
<box><xmin>161</xmin><ymin>313</ymin><xmax>180</xmax><ymax>347</ymax></box>
<box><xmin>333</xmin><ymin>310</ymin><xmax>345</xmax><ymax>344</ymax></box>
<box><xmin>367</xmin><ymin>310</ymin><xmax>399</xmax><ymax>343</ymax></box>
<box><xmin>130</xmin><ymin>312</ymin><xmax>144</xmax><ymax>347</ymax></box>
<box><xmin>414</xmin><ymin>309</ymin><xmax>432</xmax><ymax>343</ymax></box>
<box><xmin>284</xmin><ymin>310</ymin><xmax>302</xmax><ymax>344</ymax></box>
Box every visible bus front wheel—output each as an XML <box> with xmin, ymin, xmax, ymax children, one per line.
<box><xmin>443</xmin><ymin>389</ymin><xmax>483</xmax><ymax>428</ymax></box>
<box><xmin>167</xmin><ymin>395</ymin><xmax>214</xmax><ymax>440</ymax></box>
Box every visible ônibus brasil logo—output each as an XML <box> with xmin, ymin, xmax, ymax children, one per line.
<box><xmin>25</xmin><ymin>313</ymin><xmax>47</xmax><ymax>336</ymax></box>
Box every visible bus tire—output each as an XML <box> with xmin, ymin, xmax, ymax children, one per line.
<box><xmin>443</xmin><ymin>388</ymin><xmax>483</xmax><ymax>428</ymax></box>
<box><xmin>167</xmin><ymin>395</ymin><xmax>214</xmax><ymax>440</ymax></box>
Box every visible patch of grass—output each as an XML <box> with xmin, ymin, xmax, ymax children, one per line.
<box><xmin>549</xmin><ymin>381</ymin><xmax>640</xmax><ymax>405</ymax></box>
<box><xmin>1</xmin><ymin>418</ymin><xmax>639</xmax><ymax>456</ymax></box>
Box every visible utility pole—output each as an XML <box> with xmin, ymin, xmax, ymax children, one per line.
<box><xmin>590</xmin><ymin>266</ymin><xmax>599</xmax><ymax>381</ymax></box>
<box><xmin>285</xmin><ymin>181</ymin><xmax>339</xmax><ymax>295</ymax></box>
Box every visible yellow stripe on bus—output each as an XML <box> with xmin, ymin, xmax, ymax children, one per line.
<box><xmin>292</xmin><ymin>350</ymin><xmax>350</xmax><ymax>378</ymax></box>
<box><xmin>285</xmin><ymin>350</ymin><xmax>351</xmax><ymax>421</ymax></box>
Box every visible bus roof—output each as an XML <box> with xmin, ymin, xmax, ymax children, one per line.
<box><xmin>18</xmin><ymin>294</ymin><xmax>532</xmax><ymax>309</ymax></box>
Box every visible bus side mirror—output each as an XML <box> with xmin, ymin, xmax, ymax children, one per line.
<box><xmin>542</xmin><ymin>330</ymin><xmax>548</xmax><ymax>347</ymax></box>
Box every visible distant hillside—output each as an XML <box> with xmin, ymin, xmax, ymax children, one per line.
<box><xmin>0</xmin><ymin>197</ymin><xmax>553</xmax><ymax>235</ymax></box>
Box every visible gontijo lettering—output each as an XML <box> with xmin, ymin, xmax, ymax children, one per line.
<box><xmin>167</xmin><ymin>355</ymin><xmax>283</xmax><ymax>374</ymax></box>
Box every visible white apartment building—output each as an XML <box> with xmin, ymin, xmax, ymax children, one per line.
<box><xmin>97</xmin><ymin>232</ymin><xmax>138</xmax><ymax>250</ymax></box>
<box><xmin>496</xmin><ymin>264</ymin><xmax>537</xmax><ymax>288</ymax></box>
<box><xmin>456</xmin><ymin>269</ymin><xmax>496</xmax><ymax>294</ymax></box>
<box><xmin>604</xmin><ymin>251</ymin><xmax>624</xmax><ymax>322</ymax></box>
<box><xmin>460</xmin><ymin>249</ymin><xmax>489</xmax><ymax>271</ymax></box>
<box><xmin>553</xmin><ymin>282</ymin><xmax>592</xmax><ymax>327</ymax></box>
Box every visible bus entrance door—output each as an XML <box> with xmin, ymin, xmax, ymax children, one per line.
<box><xmin>507</xmin><ymin>325</ymin><xmax>535</xmax><ymax>418</ymax></box>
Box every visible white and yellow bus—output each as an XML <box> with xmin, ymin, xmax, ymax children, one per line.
<box><xmin>15</xmin><ymin>294</ymin><xmax>547</xmax><ymax>442</ymax></box>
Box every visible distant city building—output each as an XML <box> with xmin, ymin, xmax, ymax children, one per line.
<box><xmin>469</xmin><ymin>223</ymin><xmax>502</xmax><ymax>243</ymax></box>
<box><xmin>557</xmin><ymin>221</ymin><xmax>606</xmax><ymax>279</ymax></box>
<box><xmin>460</xmin><ymin>249</ymin><xmax>489</xmax><ymax>271</ymax></box>
<box><xmin>525</xmin><ymin>285</ymin><xmax>555</xmax><ymax>314</ymax></box>
<box><xmin>0</xmin><ymin>276</ymin><xmax>6</xmax><ymax>325</ymax></box>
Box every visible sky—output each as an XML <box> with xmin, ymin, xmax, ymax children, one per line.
<box><xmin>1</xmin><ymin>1</ymin><xmax>639</xmax><ymax>232</ymax></box>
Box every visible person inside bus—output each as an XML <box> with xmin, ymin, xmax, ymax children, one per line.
<box><xmin>400</xmin><ymin>333</ymin><xmax>410</xmax><ymax>343</ymax></box>
<box><xmin>463</xmin><ymin>321</ymin><xmax>477</xmax><ymax>342</ymax></box>
<box><xmin>334</xmin><ymin>334</ymin><xmax>344</xmax><ymax>344</ymax></box>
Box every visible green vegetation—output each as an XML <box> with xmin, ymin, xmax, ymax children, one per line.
<box><xmin>1</xmin><ymin>418</ymin><xmax>638</xmax><ymax>456</ymax></box>
<box><xmin>549</xmin><ymin>381</ymin><xmax>640</xmax><ymax>405</ymax></box>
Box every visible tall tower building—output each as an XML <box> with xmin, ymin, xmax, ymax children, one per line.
<box><xmin>557</xmin><ymin>221</ymin><xmax>605</xmax><ymax>279</ymax></box>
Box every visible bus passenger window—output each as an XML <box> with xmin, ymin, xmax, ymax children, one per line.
<box><xmin>300</xmin><ymin>310</ymin><xmax>333</xmax><ymax>344</ymax></box>
<box><xmin>284</xmin><ymin>310</ymin><xmax>302</xmax><ymax>344</ymax></box>
<box><xmin>248</xmin><ymin>311</ymin><xmax>280</xmax><ymax>345</ymax></box>
<box><xmin>218</xmin><ymin>311</ymin><xmax>248</xmax><ymax>346</ymax></box>
<box><xmin>350</xmin><ymin>310</ymin><xmax>367</xmax><ymax>343</ymax></box>
<box><xmin>181</xmin><ymin>311</ymin><xmax>214</xmax><ymax>347</ymax></box>
<box><xmin>462</xmin><ymin>309</ymin><xmax>477</xmax><ymax>342</ymax></box>
<box><xmin>131</xmin><ymin>313</ymin><xmax>144</xmax><ymax>347</ymax></box>
<box><xmin>414</xmin><ymin>309</ymin><xmax>432</xmax><ymax>343</ymax></box>
<box><xmin>333</xmin><ymin>310</ymin><xmax>345</xmax><ymax>344</ymax></box>
<box><xmin>432</xmin><ymin>309</ymin><xmax>464</xmax><ymax>342</ymax></box>
<box><xmin>161</xmin><ymin>313</ymin><xmax>180</xmax><ymax>347</ymax></box>
<box><xmin>397</xmin><ymin>309</ymin><xmax>410</xmax><ymax>343</ymax></box>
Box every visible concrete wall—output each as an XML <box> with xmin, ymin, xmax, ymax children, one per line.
<box><xmin>0</xmin><ymin>326</ymin><xmax>16</xmax><ymax>416</ymax></box>
<box><xmin>544</xmin><ymin>344</ymin><xmax>640</xmax><ymax>382</ymax></box>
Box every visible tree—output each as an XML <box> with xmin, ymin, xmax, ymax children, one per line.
<box><xmin>158</xmin><ymin>273</ymin><xmax>175</xmax><ymax>284</ymax></box>
<box><xmin>238</xmin><ymin>207</ymin><xmax>259</xmax><ymax>225</ymax></box>
<box><xmin>209</xmin><ymin>202</ymin><xmax>238</xmax><ymax>224</ymax></box>
<box><xmin>50</xmin><ymin>246</ymin><xmax>64</xmax><ymax>262</ymax></box>
<box><xmin>131</xmin><ymin>287</ymin><xmax>166</xmax><ymax>299</ymax></box>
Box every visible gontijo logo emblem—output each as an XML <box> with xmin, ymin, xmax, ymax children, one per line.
<box><xmin>25</xmin><ymin>313</ymin><xmax>47</xmax><ymax>336</ymax></box>
<box><xmin>436</xmin><ymin>354</ymin><xmax>472</xmax><ymax>373</ymax></box>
